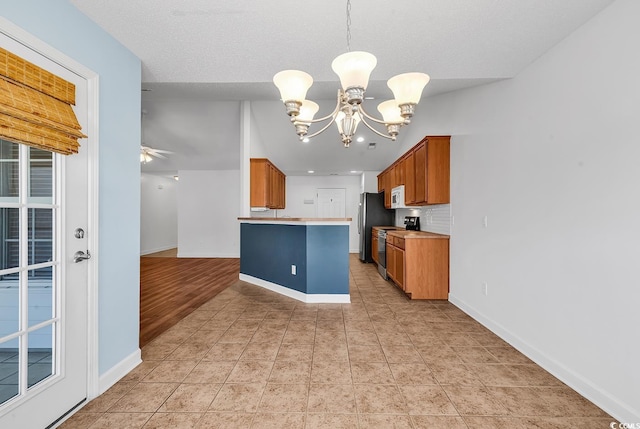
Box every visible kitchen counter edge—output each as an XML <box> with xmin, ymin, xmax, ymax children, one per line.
<box><xmin>238</xmin><ymin>217</ymin><xmax>352</xmax><ymax>226</ymax></box>
<box><xmin>372</xmin><ymin>226</ymin><xmax>450</xmax><ymax>239</ymax></box>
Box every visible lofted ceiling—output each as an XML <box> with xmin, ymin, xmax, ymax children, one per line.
<box><xmin>70</xmin><ymin>0</ymin><xmax>614</xmax><ymax>176</ymax></box>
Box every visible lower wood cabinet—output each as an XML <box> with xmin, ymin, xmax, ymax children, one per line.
<box><xmin>387</xmin><ymin>233</ymin><xmax>449</xmax><ymax>299</ymax></box>
<box><xmin>371</xmin><ymin>233</ymin><xmax>379</xmax><ymax>264</ymax></box>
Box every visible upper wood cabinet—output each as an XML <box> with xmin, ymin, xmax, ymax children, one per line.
<box><xmin>250</xmin><ymin>158</ymin><xmax>286</xmax><ymax>209</ymax></box>
<box><xmin>378</xmin><ymin>135</ymin><xmax>450</xmax><ymax>207</ymax></box>
<box><xmin>412</xmin><ymin>136</ymin><xmax>450</xmax><ymax>205</ymax></box>
<box><xmin>377</xmin><ymin>168</ymin><xmax>393</xmax><ymax>208</ymax></box>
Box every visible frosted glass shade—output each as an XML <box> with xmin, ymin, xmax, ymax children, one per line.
<box><xmin>297</xmin><ymin>100</ymin><xmax>319</xmax><ymax>123</ymax></box>
<box><xmin>377</xmin><ymin>100</ymin><xmax>404</xmax><ymax>124</ymax></box>
<box><xmin>387</xmin><ymin>72</ymin><xmax>430</xmax><ymax>104</ymax></box>
<box><xmin>273</xmin><ymin>70</ymin><xmax>313</xmax><ymax>102</ymax></box>
<box><xmin>331</xmin><ymin>51</ymin><xmax>377</xmax><ymax>90</ymax></box>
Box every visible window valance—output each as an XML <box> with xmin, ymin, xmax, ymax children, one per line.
<box><xmin>0</xmin><ymin>47</ymin><xmax>86</xmax><ymax>155</ymax></box>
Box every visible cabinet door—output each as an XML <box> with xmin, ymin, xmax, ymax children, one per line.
<box><xmin>395</xmin><ymin>248</ymin><xmax>405</xmax><ymax>290</ymax></box>
<box><xmin>426</xmin><ymin>136</ymin><xmax>450</xmax><ymax>204</ymax></box>
<box><xmin>267</xmin><ymin>164</ymin><xmax>275</xmax><ymax>207</ymax></box>
<box><xmin>396</xmin><ymin>158</ymin><xmax>405</xmax><ymax>186</ymax></box>
<box><xmin>279</xmin><ymin>172</ymin><xmax>286</xmax><ymax>209</ymax></box>
<box><xmin>250</xmin><ymin>159</ymin><xmax>268</xmax><ymax>207</ymax></box>
<box><xmin>386</xmin><ymin>242</ymin><xmax>395</xmax><ymax>279</ymax></box>
<box><xmin>390</xmin><ymin>165</ymin><xmax>398</xmax><ymax>189</ymax></box>
<box><xmin>372</xmin><ymin>234</ymin><xmax>379</xmax><ymax>263</ymax></box>
<box><xmin>414</xmin><ymin>141</ymin><xmax>427</xmax><ymax>204</ymax></box>
<box><xmin>405</xmin><ymin>151</ymin><xmax>416</xmax><ymax>204</ymax></box>
<box><xmin>384</xmin><ymin>172</ymin><xmax>392</xmax><ymax>208</ymax></box>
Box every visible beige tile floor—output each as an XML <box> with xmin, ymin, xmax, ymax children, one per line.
<box><xmin>60</xmin><ymin>255</ymin><xmax>615</xmax><ymax>428</ymax></box>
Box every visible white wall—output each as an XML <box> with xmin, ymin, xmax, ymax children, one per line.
<box><xmin>274</xmin><ymin>175</ymin><xmax>361</xmax><ymax>253</ymax></box>
<box><xmin>399</xmin><ymin>0</ymin><xmax>639</xmax><ymax>421</ymax></box>
<box><xmin>177</xmin><ymin>170</ymin><xmax>240</xmax><ymax>257</ymax></box>
<box><xmin>140</xmin><ymin>174</ymin><xmax>178</xmax><ymax>254</ymax></box>
<box><xmin>360</xmin><ymin>171</ymin><xmax>380</xmax><ymax>193</ymax></box>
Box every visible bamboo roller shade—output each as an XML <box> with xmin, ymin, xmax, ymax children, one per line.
<box><xmin>0</xmin><ymin>47</ymin><xmax>86</xmax><ymax>155</ymax></box>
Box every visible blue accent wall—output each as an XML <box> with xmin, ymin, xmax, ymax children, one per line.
<box><xmin>306</xmin><ymin>226</ymin><xmax>349</xmax><ymax>294</ymax></box>
<box><xmin>241</xmin><ymin>224</ymin><xmax>307</xmax><ymax>293</ymax></box>
<box><xmin>240</xmin><ymin>223</ymin><xmax>349</xmax><ymax>296</ymax></box>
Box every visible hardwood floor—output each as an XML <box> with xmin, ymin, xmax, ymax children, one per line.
<box><xmin>139</xmin><ymin>251</ymin><xmax>240</xmax><ymax>347</ymax></box>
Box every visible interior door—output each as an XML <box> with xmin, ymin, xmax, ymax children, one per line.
<box><xmin>316</xmin><ymin>188</ymin><xmax>346</xmax><ymax>218</ymax></box>
<box><xmin>0</xmin><ymin>33</ymin><xmax>89</xmax><ymax>428</ymax></box>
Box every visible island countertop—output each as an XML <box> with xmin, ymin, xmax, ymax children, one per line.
<box><xmin>238</xmin><ymin>217</ymin><xmax>351</xmax><ymax>225</ymax></box>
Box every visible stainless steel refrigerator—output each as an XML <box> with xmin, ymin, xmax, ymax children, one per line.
<box><xmin>358</xmin><ymin>192</ymin><xmax>395</xmax><ymax>262</ymax></box>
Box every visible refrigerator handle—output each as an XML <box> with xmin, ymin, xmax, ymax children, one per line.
<box><xmin>357</xmin><ymin>204</ymin><xmax>362</xmax><ymax>234</ymax></box>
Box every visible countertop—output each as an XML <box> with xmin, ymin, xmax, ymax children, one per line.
<box><xmin>372</xmin><ymin>226</ymin><xmax>449</xmax><ymax>239</ymax></box>
<box><xmin>238</xmin><ymin>217</ymin><xmax>352</xmax><ymax>226</ymax></box>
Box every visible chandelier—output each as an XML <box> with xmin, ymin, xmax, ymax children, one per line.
<box><xmin>273</xmin><ymin>0</ymin><xmax>430</xmax><ymax>148</ymax></box>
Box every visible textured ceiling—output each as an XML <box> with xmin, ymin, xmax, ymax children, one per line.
<box><xmin>71</xmin><ymin>0</ymin><xmax>614</xmax><ymax>176</ymax></box>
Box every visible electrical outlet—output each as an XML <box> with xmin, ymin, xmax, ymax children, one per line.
<box><xmin>291</xmin><ymin>265</ymin><xmax>296</xmax><ymax>275</ymax></box>
<box><xmin>482</xmin><ymin>281</ymin><xmax>488</xmax><ymax>296</ymax></box>
<box><xmin>483</xmin><ymin>216</ymin><xmax>488</xmax><ymax>228</ymax></box>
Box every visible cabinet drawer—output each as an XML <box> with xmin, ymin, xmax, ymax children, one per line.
<box><xmin>394</xmin><ymin>236</ymin><xmax>405</xmax><ymax>250</ymax></box>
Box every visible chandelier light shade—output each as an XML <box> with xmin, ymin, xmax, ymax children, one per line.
<box><xmin>377</xmin><ymin>100</ymin><xmax>404</xmax><ymax>124</ymax></box>
<box><xmin>273</xmin><ymin>0</ymin><xmax>430</xmax><ymax>147</ymax></box>
<box><xmin>273</xmin><ymin>70</ymin><xmax>314</xmax><ymax>116</ymax></box>
<box><xmin>331</xmin><ymin>51</ymin><xmax>377</xmax><ymax>92</ymax></box>
<box><xmin>387</xmin><ymin>72</ymin><xmax>431</xmax><ymax>105</ymax></box>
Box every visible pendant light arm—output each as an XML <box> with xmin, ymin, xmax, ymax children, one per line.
<box><xmin>303</xmin><ymin>109</ymin><xmax>341</xmax><ymax>140</ymax></box>
<box><xmin>359</xmin><ymin>115</ymin><xmax>396</xmax><ymax>141</ymax></box>
<box><xmin>302</xmin><ymin>91</ymin><xmax>343</xmax><ymax>124</ymax></box>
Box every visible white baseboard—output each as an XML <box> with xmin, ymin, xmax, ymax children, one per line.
<box><xmin>449</xmin><ymin>293</ymin><xmax>639</xmax><ymax>423</ymax></box>
<box><xmin>140</xmin><ymin>245</ymin><xmax>177</xmax><ymax>256</ymax></box>
<box><xmin>177</xmin><ymin>251</ymin><xmax>240</xmax><ymax>258</ymax></box>
<box><xmin>97</xmin><ymin>348</ymin><xmax>142</xmax><ymax>395</ymax></box>
<box><xmin>239</xmin><ymin>274</ymin><xmax>350</xmax><ymax>304</ymax></box>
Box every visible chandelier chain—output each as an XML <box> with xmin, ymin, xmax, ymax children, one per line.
<box><xmin>346</xmin><ymin>0</ymin><xmax>352</xmax><ymax>52</ymax></box>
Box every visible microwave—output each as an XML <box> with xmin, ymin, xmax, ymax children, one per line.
<box><xmin>391</xmin><ymin>185</ymin><xmax>407</xmax><ymax>208</ymax></box>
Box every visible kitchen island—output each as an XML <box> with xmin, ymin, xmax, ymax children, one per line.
<box><xmin>238</xmin><ymin>218</ymin><xmax>351</xmax><ymax>303</ymax></box>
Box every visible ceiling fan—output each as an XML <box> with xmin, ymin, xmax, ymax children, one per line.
<box><xmin>140</xmin><ymin>145</ymin><xmax>173</xmax><ymax>163</ymax></box>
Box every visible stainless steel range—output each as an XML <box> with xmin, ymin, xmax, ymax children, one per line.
<box><xmin>377</xmin><ymin>228</ymin><xmax>389</xmax><ymax>279</ymax></box>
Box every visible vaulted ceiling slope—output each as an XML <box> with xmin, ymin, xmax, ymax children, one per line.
<box><xmin>71</xmin><ymin>0</ymin><xmax>614</xmax><ymax>175</ymax></box>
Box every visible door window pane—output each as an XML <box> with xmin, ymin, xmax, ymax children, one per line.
<box><xmin>27</xmin><ymin>325</ymin><xmax>54</xmax><ymax>388</ymax></box>
<box><xmin>0</xmin><ymin>282</ymin><xmax>19</xmax><ymax>338</ymax></box>
<box><xmin>28</xmin><ymin>147</ymin><xmax>52</xmax><ymax>203</ymax></box>
<box><xmin>0</xmin><ymin>208</ymin><xmax>19</xmax><ymax>271</ymax></box>
<box><xmin>0</xmin><ymin>140</ymin><xmax>19</xmax><ymax>200</ymax></box>
<box><xmin>28</xmin><ymin>208</ymin><xmax>53</xmax><ymax>266</ymax></box>
<box><xmin>28</xmin><ymin>268</ymin><xmax>53</xmax><ymax>327</ymax></box>
<box><xmin>0</xmin><ymin>338</ymin><xmax>19</xmax><ymax>405</ymax></box>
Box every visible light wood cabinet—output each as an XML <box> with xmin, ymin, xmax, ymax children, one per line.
<box><xmin>386</xmin><ymin>232</ymin><xmax>449</xmax><ymax>300</ymax></box>
<box><xmin>371</xmin><ymin>232</ymin><xmax>379</xmax><ymax>264</ymax></box>
<box><xmin>378</xmin><ymin>135</ymin><xmax>450</xmax><ymax>207</ymax></box>
<box><xmin>387</xmin><ymin>236</ymin><xmax>405</xmax><ymax>291</ymax></box>
<box><xmin>250</xmin><ymin>158</ymin><xmax>286</xmax><ymax>209</ymax></box>
<box><xmin>407</xmin><ymin>136</ymin><xmax>450</xmax><ymax>205</ymax></box>
<box><xmin>377</xmin><ymin>169</ymin><xmax>393</xmax><ymax>209</ymax></box>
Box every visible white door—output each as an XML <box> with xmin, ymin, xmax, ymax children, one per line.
<box><xmin>0</xmin><ymin>32</ymin><xmax>90</xmax><ymax>428</ymax></box>
<box><xmin>317</xmin><ymin>188</ymin><xmax>346</xmax><ymax>218</ymax></box>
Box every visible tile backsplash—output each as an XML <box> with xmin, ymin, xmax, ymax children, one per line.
<box><xmin>395</xmin><ymin>204</ymin><xmax>451</xmax><ymax>235</ymax></box>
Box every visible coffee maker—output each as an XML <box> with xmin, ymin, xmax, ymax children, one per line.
<box><xmin>404</xmin><ymin>216</ymin><xmax>420</xmax><ymax>231</ymax></box>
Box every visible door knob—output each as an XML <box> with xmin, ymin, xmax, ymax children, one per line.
<box><xmin>73</xmin><ymin>250</ymin><xmax>91</xmax><ymax>263</ymax></box>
